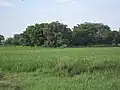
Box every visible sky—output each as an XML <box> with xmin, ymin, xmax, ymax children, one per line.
<box><xmin>0</xmin><ymin>0</ymin><xmax>120</xmax><ymax>37</ymax></box>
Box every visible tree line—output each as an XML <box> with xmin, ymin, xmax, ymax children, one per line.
<box><xmin>0</xmin><ymin>21</ymin><xmax>120</xmax><ymax>47</ymax></box>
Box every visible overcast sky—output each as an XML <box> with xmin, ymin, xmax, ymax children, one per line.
<box><xmin>0</xmin><ymin>0</ymin><xmax>120</xmax><ymax>37</ymax></box>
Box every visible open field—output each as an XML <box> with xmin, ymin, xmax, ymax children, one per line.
<box><xmin>0</xmin><ymin>46</ymin><xmax>120</xmax><ymax>90</ymax></box>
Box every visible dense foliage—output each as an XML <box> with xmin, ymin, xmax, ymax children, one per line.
<box><xmin>0</xmin><ymin>35</ymin><xmax>5</xmax><ymax>45</ymax></box>
<box><xmin>1</xmin><ymin>21</ymin><xmax>120</xmax><ymax>47</ymax></box>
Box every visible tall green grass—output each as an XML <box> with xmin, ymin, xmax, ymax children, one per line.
<box><xmin>0</xmin><ymin>47</ymin><xmax>120</xmax><ymax>90</ymax></box>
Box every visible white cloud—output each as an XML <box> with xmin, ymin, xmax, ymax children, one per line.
<box><xmin>55</xmin><ymin>0</ymin><xmax>77</xmax><ymax>4</ymax></box>
<box><xmin>0</xmin><ymin>1</ymin><xmax>13</xmax><ymax>7</ymax></box>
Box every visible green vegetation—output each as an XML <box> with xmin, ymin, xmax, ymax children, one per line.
<box><xmin>1</xmin><ymin>21</ymin><xmax>120</xmax><ymax>47</ymax></box>
<box><xmin>0</xmin><ymin>46</ymin><xmax>120</xmax><ymax>90</ymax></box>
<box><xmin>0</xmin><ymin>35</ymin><xmax>5</xmax><ymax>45</ymax></box>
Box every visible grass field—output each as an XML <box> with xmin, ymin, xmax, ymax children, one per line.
<box><xmin>0</xmin><ymin>46</ymin><xmax>120</xmax><ymax>90</ymax></box>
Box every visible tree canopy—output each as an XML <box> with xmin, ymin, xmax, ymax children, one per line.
<box><xmin>2</xmin><ymin>21</ymin><xmax>120</xmax><ymax>47</ymax></box>
<box><xmin>0</xmin><ymin>35</ymin><xmax>5</xmax><ymax>45</ymax></box>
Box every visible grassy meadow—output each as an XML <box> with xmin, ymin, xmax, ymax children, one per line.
<box><xmin>0</xmin><ymin>46</ymin><xmax>120</xmax><ymax>90</ymax></box>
